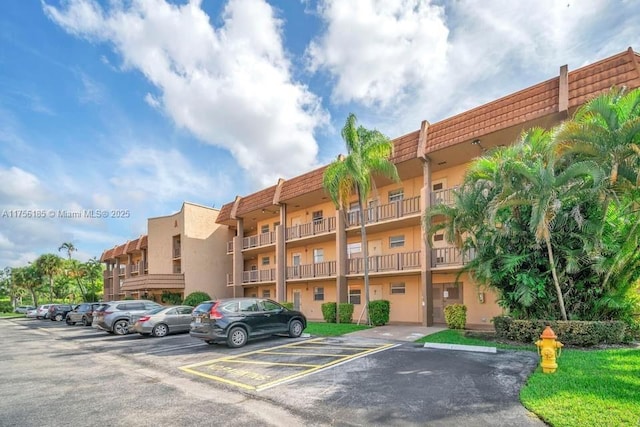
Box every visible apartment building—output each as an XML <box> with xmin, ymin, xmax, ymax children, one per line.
<box><xmin>101</xmin><ymin>202</ymin><xmax>233</xmax><ymax>302</ymax></box>
<box><xmin>216</xmin><ymin>48</ymin><xmax>640</xmax><ymax>326</ymax></box>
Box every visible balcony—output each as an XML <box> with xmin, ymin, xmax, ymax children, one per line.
<box><xmin>118</xmin><ymin>265</ymin><xmax>126</xmax><ymax>276</ymax></box>
<box><xmin>121</xmin><ymin>274</ymin><xmax>185</xmax><ymax>292</ymax></box>
<box><xmin>347</xmin><ymin>196</ymin><xmax>420</xmax><ymax>227</ymax></box>
<box><xmin>287</xmin><ymin>261</ymin><xmax>337</xmax><ymax>280</ymax></box>
<box><xmin>173</xmin><ymin>265</ymin><xmax>182</xmax><ymax>274</ymax></box>
<box><xmin>130</xmin><ymin>263</ymin><xmax>139</xmax><ymax>274</ymax></box>
<box><xmin>347</xmin><ymin>251</ymin><xmax>421</xmax><ymax>274</ymax></box>
<box><xmin>242</xmin><ymin>231</ymin><xmax>276</xmax><ymax>250</ymax></box>
<box><xmin>173</xmin><ymin>247</ymin><xmax>181</xmax><ymax>258</ymax></box>
<box><xmin>430</xmin><ymin>187</ymin><xmax>458</xmax><ymax>206</ymax></box>
<box><xmin>227</xmin><ymin>273</ymin><xmax>234</xmax><ymax>286</ymax></box>
<box><xmin>431</xmin><ymin>246</ymin><xmax>476</xmax><ymax>268</ymax></box>
<box><xmin>227</xmin><ymin>240</ymin><xmax>234</xmax><ymax>254</ymax></box>
<box><xmin>286</xmin><ymin>217</ymin><xmax>336</xmax><ymax>241</ymax></box>
<box><xmin>242</xmin><ymin>268</ymin><xmax>276</xmax><ymax>284</ymax></box>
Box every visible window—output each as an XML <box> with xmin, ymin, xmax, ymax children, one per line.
<box><xmin>389</xmin><ymin>235</ymin><xmax>405</xmax><ymax>248</ymax></box>
<box><xmin>312</xmin><ymin>210</ymin><xmax>323</xmax><ymax>224</ymax></box>
<box><xmin>261</xmin><ymin>299</ymin><xmax>280</xmax><ymax>311</ymax></box>
<box><xmin>239</xmin><ymin>299</ymin><xmax>259</xmax><ymax>312</ymax></box>
<box><xmin>292</xmin><ymin>253</ymin><xmax>301</xmax><ymax>266</ymax></box>
<box><xmin>347</xmin><ymin>242</ymin><xmax>362</xmax><ymax>258</ymax></box>
<box><xmin>273</xmin><ymin>221</ymin><xmax>280</xmax><ymax>229</ymax></box>
<box><xmin>349</xmin><ymin>201</ymin><xmax>359</xmax><ymax>212</ymax></box>
<box><xmin>261</xmin><ymin>224</ymin><xmax>269</xmax><ymax>233</ymax></box>
<box><xmin>388</xmin><ymin>189</ymin><xmax>404</xmax><ymax>203</ymax></box>
<box><xmin>349</xmin><ymin>289</ymin><xmax>362</xmax><ymax>305</ymax></box>
<box><xmin>262</xmin><ymin>290</ymin><xmax>271</xmax><ymax>298</ymax></box>
<box><xmin>432</xmin><ymin>182</ymin><xmax>444</xmax><ymax>191</ymax></box>
<box><xmin>314</xmin><ymin>287</ymin><xmax>324</xmax><ymax>301</ymax></box>
<box><xmin>261</xmin><ymin>256</ymin><xmax>270</xmax><ymax>266</ymax></box>
<box><xmin>313</xmin><ymin>248</ymin><xmax>324</xmax><ymax>263</ymax></box>
<box><xmin>390</xmin><ymin>283</ymin><xmax>406</xmax><ymax>294</ymax></box>
<box><xmin>433</xmin><ymin>234</ymin><xmax>444</xmax><ymax>242</ymax></box>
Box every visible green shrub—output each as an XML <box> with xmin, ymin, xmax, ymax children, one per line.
<box><xmin>281</xmin><ymin>302</ymin><xmax>294</xmax><ymax>310</ymax></box>
<box><xmin>492</xmin><ymin>316</ymin><xmax>629</xmax><ymax>346</ymax></box>
<box><xmin>368</xmin><ymin>300</ymin><xmax>390</xmax><ymax>326</ymax></box>
<box><xmin>123</xmin><ymin>295</ymin><xmax>135</xmax><ymax>300</ymax></box>
<box><xmin>0</xmin><ymin>301</ymin><xmax>13</xmax><ymax>313</ymax></box>
<box><xmin>321</xmin><ymin>302</ymin><xmax>337</xmax><ymax>323</ymax></box>
<box><xmin>183</xmin><ymin>291</ymin><xmax>211</xmax><ymax>307</ymax></box>
<box><xmin>338</xmin><ymin>303</ymin><xmax>354</xmax><ymax>323</ymax></box>
<box><xmin>161</xmin><ymin>291</ymin><xmax>183</xmax><ymax>305</ymax></box>
<box><xmin>444</xmin><ymin>304</ymin><xmax>467</xmax><ymax>329</ymax></box>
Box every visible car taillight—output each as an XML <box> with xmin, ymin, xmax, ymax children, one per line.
<box><xmin>138</xmin><ymin>316</ymin><xmax>150</xmax><ymax>322</ymax></box>
<box><xmin>209</xmin><ymin>302</ymin><xmax>223</xmax><ymax>320</ymax></box>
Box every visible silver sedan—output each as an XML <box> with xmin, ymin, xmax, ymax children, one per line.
<box><xmin>130</xmin><ymin>305</ymin><xmax>194</xmax><ymax>337</ymax></box>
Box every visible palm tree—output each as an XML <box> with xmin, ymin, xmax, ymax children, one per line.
<box><xmin>323</xmin><ymin>113</ymin><xmax>399</xmax><ymax>324</ymax></box>
<box><xmin>58</xmin><ymin>242</ymin><xmax>76</xmax><ymax>260</ymax></box>
<box><xmin>494</xmin><ymin>128</ymin><xmax>603</xmax><ymax>320</ymax></box>
<box><xmin>12</xmin><ymin>265</ymin><xmax>44</xmax><ymax>307</ymax></box>
<box><xmin>35</xmin><ymin>254</ymin><xmax>63</xmax><ymax>302</ymax></box>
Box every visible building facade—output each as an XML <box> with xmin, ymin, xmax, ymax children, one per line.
<box><xmin>215</xmin><ymin>48</ymin><xmax>640</xmax><ymax>326</ymax></box>
<box><xmin>101</xmin><ymin>202</ymin><xmax>233</xmax><ymax>302</ymax></box>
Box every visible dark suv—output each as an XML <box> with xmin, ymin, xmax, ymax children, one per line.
<box><xmin>65</xmin><ymin>303</ymin><xmax>102</xmax><ymax>326</ymax></box>
<box><xmin>49</xmin><ymin>304</ymin><xmax>74</xmax><ymax>321</ymax></box>
<box><xmin>189</xmin><ymin>298</ymin><xmax>306</xmax><ymax>348</ymax></box>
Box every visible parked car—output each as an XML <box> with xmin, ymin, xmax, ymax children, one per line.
<box><xmin>36</xmin><ymin>304</ymin><xmax>53</xmax><ymax>319</ymax></box>
<box><xmin>131</xmin><ymin>305</ymin><xmax>193</xmax><ymax>337</ymax></box>
<box><xmin>189</xmin><ymin>298</ymin><xmax>306</xmax><ymax>348</ymax></box>
<box><xmin>14</xmin><ymin>305</ymin><xmax>35</xmax><ymax>314</ymax></box>
<box><xmin>66</xmin><ymin>303</ymin><xmax>102</xmax><ymax>326</ymax></box>
<box><xmin>26</xmin><ymin>308</ymin><xmax>39</xmax><ymax>318</ymax></box>
<box><xmin>49</xmin><ymin>304</ymin><xmax>75</xmax><ymax>321</ymax></box>
<box><xmin>94</xmin><ymin>300</ymin><xmax>163</xmax><ymax>335</ymax></box>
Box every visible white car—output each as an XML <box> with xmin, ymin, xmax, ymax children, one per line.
<box><xmin>26</xmin><ymin>308</ymin><xmax>38</xmax><ymax>318</ymax></box>
<box><xmin>36</xmin><ymin>304</ymin><xmax>52</xmax><ymax>319</ymax></box>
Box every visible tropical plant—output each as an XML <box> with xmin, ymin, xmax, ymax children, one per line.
<box><xmin>12</xmin><ymin>264</ymin><xmax>44</xmax><ymax>307</ymax></box>
<box><xmin>34</xmin><ymin>254</ymin><xmax>63</xmax><ymax>302</ymax></box>
<box><xmin>322</xmin><ymin>113</ymin><xmax>399</xmax><ymax>324</ymax></box>
<box><xmin>58</xmin><ymin>242</ymin><xmax>77</xmax><ymax>260</ymax></box>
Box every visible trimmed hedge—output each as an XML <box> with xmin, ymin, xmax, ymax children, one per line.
<box><xmin>0</xmin><ymin>302</ymin><xmax>13</xmax><ymax>313</ymax></box>
<box><xmin>321</xmin><ymin>302</ymin><xmax>337</xmax><ymax>323</ymax></box>
<box><xmin>281</xmin><ymin>302</ymin><xmax>294</xmax><ymax>310</ymax></box>
<box><xmin>493</xmin><ymin>316</ymin><xmax>630</xmax><ymax>346</ymax></box>
<box><xmin>444</xmin><ymin>304</ymin><xmax>467</xmax><ymax>329</ymax></box>
<box><xmin>183</xmin><ymin>291</ymin><xmax>211</xmax><ymax>307</ymax></box>
<box><xmin>338</xmin><ymin>303</ymin><xmax>354</xmax><ymax>323</ymax></box>
<box><xmin>368</xmin><ymin>300</ymin><xmax>390</xmax><ymax>326</ymax></box>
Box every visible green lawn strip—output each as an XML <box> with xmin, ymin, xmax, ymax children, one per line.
<box><xmin>304</xmin><ymin>322</ymin><xmax>370</xmax><ymax>336</ymax></box>
<box><xmin>521</xmin><ymin>348</ymin><xmax>640</xmax><ymax>427</ymax></box>
<box><xmin>0</xmin><ymin>313</ymin><xmax>25</xmax><ymax>319</ymax></box>
<box><xmin>415</xmin><ymin>329</ymin><xmax>535</xmax><ymax>351</ymax></box>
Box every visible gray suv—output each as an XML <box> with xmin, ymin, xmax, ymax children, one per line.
<box><xmin>94</xmin><ymin>300</ymin><xmax>162</xmax><ymax>335</ymax></box>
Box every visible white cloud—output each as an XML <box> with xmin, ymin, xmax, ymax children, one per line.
<box><xmin>306</xmin><ymin>0</ymin><xmax>449</xmax><ymax>108</ymax></box>
<box><xmin>0</xmin><ymin>166</ymin><xmax>49</xmax><ymax>205</ymax></box>
<box><xmin>44</xmin><ymin>0</ymin><xmax>329</xmax><ymax>187</ymax></box>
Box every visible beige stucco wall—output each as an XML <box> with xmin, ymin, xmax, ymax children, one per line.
<box><xmin>148</xmin><ymin>211</ymin><xmax>180</xmax><ymax>275</ymax></box>
<box><xmin>286</xmin><ymin>280</ymin><xmax>337</xmax><ymax>321</ymax></box>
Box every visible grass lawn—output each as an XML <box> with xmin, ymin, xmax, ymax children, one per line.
<box><xmin>0</xmin><ymin>313</ymin><xmax>24</xmax><ymax>319</ymax></box>
<box><xmin>417</xmin><ymin>329</ymin><xmax>640</xmax><ymax>427</ymax></box>
<box><xmin>304</xmin><ymin>322</ymin><xmax>370</xmax><ymax>336</ymax></box>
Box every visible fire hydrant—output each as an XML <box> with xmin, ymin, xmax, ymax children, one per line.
<box><xmin>535</xmin><ymin>326</ymin><xmax>563</xmax><ymax>373</ymax></box>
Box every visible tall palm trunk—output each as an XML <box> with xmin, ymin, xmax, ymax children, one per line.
<box><xmin>358</xmin><ymin>188</ymin><xmax>371</xmax><ymax>326</ymax></box>
<box><xmin>544</xmin><ymin>234</ymin><xmax>568</xmax><ymax>320</ymax></box>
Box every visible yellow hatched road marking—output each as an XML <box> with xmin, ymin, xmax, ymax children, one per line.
<box><xmin>179</xmin><ymin>368</ymin><xmax>257</xmax><ymax>390</ymax></box>
<box><xmin>220</xmin><ymin>359</ymin><xmax>320</xmax><ymax>368</ymax></box>
<box><xmin>257</xmin><ymin>351</ymin><xmax>349</xmax><ymax>357</ymax></box>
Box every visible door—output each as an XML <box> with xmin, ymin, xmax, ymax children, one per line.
<box><xmin>237</xmin><ymin>299</ymin><xmax>265</xmax><ymax>336</ymax></box>
<box><xmin>176</xmin><ymin>306</ymin><xmax>194</xmax><ymax>332</ymax></box>
<box><xmin>259</xmin><ymin>299</ymin><xmax>288</xmax><ymax>333</ymax></box>
<box><xmin>293</xmin><ymin>290</ymin><xmax>301</xmax><ymax>311</ymax></box>
<box><xmin>368</xmin><ymin>240</ymin><xmax>382</xmax><ymax>272</ymax></box>
<box><xmin>370</xmin><ymin>284</ymin><xmax>383</xmax><ymax>301</ymax></box>
<box><xmin>291</xmin><ymin>216</ymin><xmax>301</xmax><ymax>239</ymax></box>
<box><xmin>432</xmin><ymin>283</ymin><xmax>463</xmax><ymax>323</ymax></box>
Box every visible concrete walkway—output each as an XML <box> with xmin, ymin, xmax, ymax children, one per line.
<box><xmin>345</xmin><ymin>324</ymin><xmax>447</xmax><ymax>342</ymax></box>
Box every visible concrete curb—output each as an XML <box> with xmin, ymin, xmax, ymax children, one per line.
<box><xmin>423</xmin><ymin>342</ymin><xmax>497</xmax><ymax>353</ymax></box>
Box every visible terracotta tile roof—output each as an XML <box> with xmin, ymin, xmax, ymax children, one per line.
<box><xmin>125</xmin><ymin>238</ymin><xmax>139</xmax><ymax>254</ymax></box>
<box><xmin>236</xmin><ymin>185</ymin><xmax>278</xmax><ymax>216</ymax></box>
<box><xmin>390</xmin><ymin>130</ymin><xmax>420</xmax><ymax>163</ymax></box>
<box><xmin>279</xmin><ymin>165</ymin><xmax>327</xmax><ymax>202</ymax></box>
<box><xmin>100</xmin><ymin>248</ymin><xmax>114</xmax><ymax>262</ymax></box>
<box><xmin>139</xmin><ymin>235</ymin><xmax>148</xmax><ymax>249</ymax></box>
<box><xmin>568</xmin><ymin>48</ymin><xmax>640</xmax><ymax>108</ymax></box>
<box><xmin>217</xmin><ymin>202</ymin><xmax>233</xmax><ymax>222</ymax></box>
<box><xmin>426</xmin><ymin>77</ymin><xmax>559</xmax><ymax>154</ymax></box>
<box><xmin>113</xmin><ymin>243</ymin><xmax>127</xmax><ymax>258</ymax></box>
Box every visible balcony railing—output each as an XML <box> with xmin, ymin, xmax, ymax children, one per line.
<box><xmin>173</xmin><ymin>247</ymin><xmax>181</xmax><ymax>258</ymax></box>
<box><xmin>242</xmin><ymin>268</ymin><xmax>276</xmax><ymax>284</ymax></box>
<box><xmin>430</xmin><ymin>187</ymin><xmax>458</xmax><ymax>206</ymax></box>
<box><xmin>287</xmin><ymin>261</ymin><xmax>336</xmax><ymax>280</ymax></box>
<box><xmin>118</xmin><ymin>266</ymin><xmax>126</xmax><ymax>276</ymax></box>
<box><xmin>347</xmin><ymin>196</ymin><xmax>420</xmax><ymax>227</ymax></box>
<box><xmin>227</xmin><ymin>240</ymin><xmax>234</xmax><ymax>254</ymax></box>
<box><xmin>130</xmin><ymin>264</ymin><xmax>139</xmax><ymax>274</ymax></box>
<box><xmin>243</xmin><ymin>231</ymin><xmax>276</xmax><ymax>250</ymax></box>
<box><xmin>347</xmin><ymin>251</ymin><xmax>421</xmax><ymax>274</ymax></box>
<box><xmin>173</xmin><ymin>265</ymin><xmax>182</xmax><ymax>274</ymax></box>
<box><xmin>286</xmin><ymin>217</ymin><xmax>336</xmax><ymax>241</ymax></box>
<box><xmin>227</xmin><ymin>273</ymin><xmax>234</xmax><ymax>286</ymax></box>
<box><xmin>431</xmin><ymin>246</ymin><xmax>476</xmax><ymax>267</ymax></box>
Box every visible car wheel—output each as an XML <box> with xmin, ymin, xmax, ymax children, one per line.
<box><xmin>227</xmin><ymin>326</ymin><xmax>248</xmax><ymax>348</ymax></box>
<box><xmin>81</xmin><ymin>317</ymin><xmax>90</xmax><ymax>326</ymax></box>
<box><xmin>152</xmin><ymin>323</ymin><xmax>169</xmax><ymax>338</ymax></box>
<box><xmin>54</xmin><ymin>313</ymin><xmax>63</xmax><ymax>322</ymax></box>
<box><xmin>288</xmin><ymin>319</ymin><xmax>304</xmax><ymax>338</ymax></box>
<box><xmin>65</xmin><ymin>317</ymin><xmax>75</xmax><ymax>325</ymax></box>
<box><xmin>113</xmin><ymin>320</ymin><xmax>129</xmax><ymax>335</ymax></box>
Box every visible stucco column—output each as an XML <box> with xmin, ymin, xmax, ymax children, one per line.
<box><xmin>232</xmin><ymin>218</ymin><xmax>244</xmax><ymax>298</ymax></box>
<box><xmin>421</xmin><ymin>158</ymin><xmax>434</xmax><ymax>326</ymax></box>
<box><xmin>113</xmin><ymin>259</ymin><xmax>121</xmax><ymax>298</ymax></box>
<box><xmin>126</xmin><ymin>254</ymin><xmax>132</xmax><ymax>278</ymax></box>
<box><xmin>275</xmin><ymin>205</ymin><xmax>286</xmax><ymax>302</ymax></box>
<box><xmin>335</xmin><ymin>209</ymin><xmax>348</xmax><ymax>321</ymax></box>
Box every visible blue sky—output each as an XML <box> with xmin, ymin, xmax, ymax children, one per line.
<box><xmin>1</xmin><ymin>0</ymin><xmax>639</xmax><ymax>267</ymax></box>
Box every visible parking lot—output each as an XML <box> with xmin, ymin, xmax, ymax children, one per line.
<box><xmin>2</xmin><ymin>317</ymin><xmax>544</xmax><ymax>426</ymax></box>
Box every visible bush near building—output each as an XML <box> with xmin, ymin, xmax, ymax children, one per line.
<box><xmin>444</xmin><ymin>304</ymin><xmax>467</xmax><ymax>329</ymax></box>
<box><xmin>321</xmin><ymin>302</ymin><xmax>336</xmax><ymax>323</ymax></box>
<box><xmin>183</xmin><ymin>291</ymin><xmax>211</xmax><ymax>307</ymax></box>
<box><xmin>368</xmin><ymin>300</ymin><xmax>390</xmax><ymax>326</ymax></box>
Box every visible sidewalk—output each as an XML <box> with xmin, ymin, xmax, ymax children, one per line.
<box><xmin>345</xmin><ymin>324</ymin><xmax>446</xmax><ymax>342</ymax></box>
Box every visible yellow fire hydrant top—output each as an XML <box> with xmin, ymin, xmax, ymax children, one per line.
<box><xmin>535</xmin><ymin>326</ymin><xmax>563</xmax><ymax>374</ymax></box>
